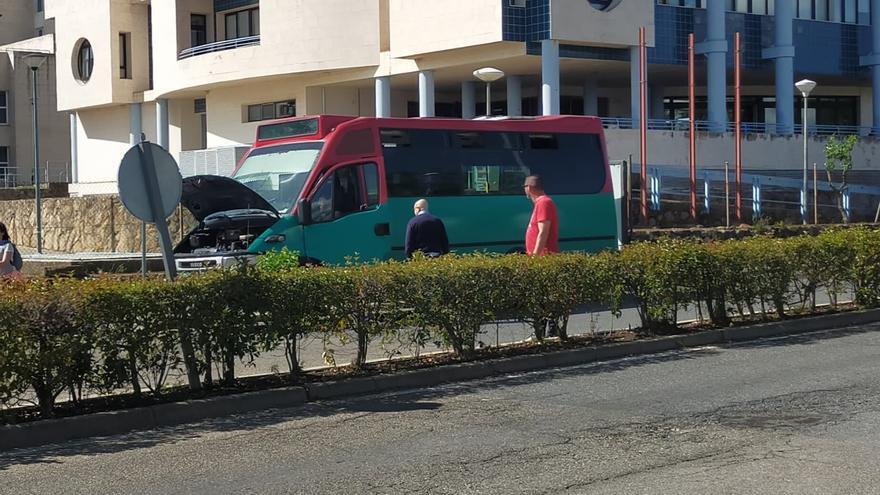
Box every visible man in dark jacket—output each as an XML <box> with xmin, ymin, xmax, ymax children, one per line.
<box><xmin>404</xmin><ymin>199</ymin><xmax>449</xmax><ymax>258</ymax></box>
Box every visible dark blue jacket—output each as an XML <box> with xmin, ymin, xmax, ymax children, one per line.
<box><xmin>404</xmin><ymin>212</ymin><xmax>449</xmax><ymax>258</ymax></box>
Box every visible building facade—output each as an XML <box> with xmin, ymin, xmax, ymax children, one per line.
<box><xmin>0</xmin><ymin>0</ymin><xmax>71</xmax><ymax>187</ymax></box>
<box><xmin>41</xmin><ymin>0</ymin><xmax>880</xmax><ymax>194</ymax></box>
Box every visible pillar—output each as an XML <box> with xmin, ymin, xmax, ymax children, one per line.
<box><xmin>541</xmin><ymin>39</ymin><xmax>560</xmax><ymax>116</ymax></box>
<box><xmin>156</xmin><ymin>98</ymin><xmax>169</xmax><ymax>149</ymax></box>
<box><xmin>697</xmin><ymin>0</ymin><xmax>728</xmax><ymax>132</ymax></box>
<box><xmin>375</xmin><ymin>76</ymin><xmax>391</xmax><ymax>118</ymax></box>
<box><xmin>461</xmin><ymin>81</ymin><xmax>476</xmax><ymax>119</ymax></box>
<box><xmin>630</xmin><ymin>46</ymin><xmax>641</xmax><ymax>127</ymax></box>
<box><xmin>650</xmin><ymin>85</ymin><xmax>665</xmax><ymax>120</ymax></box>
<box><xmin>583</xmin><ymin>79</ymin><xmax>598</xmax><ymax>116</ymax></box>
<box><xmin>129</xmin><ymin>103</ymin><xmax>142</xmax><ymax>146</ymax></box>
<box><xmin>507</xmin><ymin>75</ymin><xmax>522</xmax><ymax>117</ymax></box>
<box><xmin>764</xmin><ymin>0</ymin><xmax>795</xmax><ymax>135</ymax></box>
<box><xmin>69</xmin><ymin>112</ymin><xmax>78</xmax><ymax>183</ymax></box>
<box><xmin>418</xmin><ymin>70</ymin><xmax>435</xmax><ymax>117</ymax></box>
<box><xmin>863</xmin><ymin>0</ymin><xmax>880</xmax><ymax>134</ymax></box>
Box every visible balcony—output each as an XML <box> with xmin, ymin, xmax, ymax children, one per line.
<box><xmin>178</xmin><ymin>35</ymin><xmax>260</xmax><ymax>60</ymax></box>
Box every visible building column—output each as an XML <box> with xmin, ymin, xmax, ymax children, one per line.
<box><xmin>69</xmin><ymin>112</ymin><xmax>78</xmax><ymax>183</ymax></box>
<box><xmin>541</xmin><ymin>39</ymin><xmax>560</xmax><ymax>116</ymax></box>
<box><xmin>630</xmin><ymin>46</ymin><xmax>641</xmax><ymax>127</ymax></box>
<box><xmin>696</xmin><ymin>0</ymin><xmax>728</xmax><ymax>132</ymax></box>
<box><xmin>156</xmin><ymin>98</ymin><xmax>169</xmax><ymax>149</ymax></box>
<box><xmin>418</xmin><ymin>70</ymin><xmax>435</xmax><ymax>117</ymax></box>
<box><xmin>507</xmin><ymin>75</ymin><xmax>522</xmax><ymax>117</ymax></box>
<box><xmin>650</xmin><ymin>85</ymin><xmax>665</xmax><ymax>120</ymax></box>
<box><xmin>861</xmin><ymin>0</ymin><xmax>880</xmax><ymax>134</ymax></box>
<box><xmin>461</xmin><ymin>81</ymin><xmax>476</xmax><ymax>119</ymax></box>
<box><xmin>129</xmin><ymin>103</ymin><xmax>142</xmax><ymax>146</ymax></box>
<box><xmin>375</xmin><ymin>76</ymin><xmax>391</xmax><ymax>118</ymax></box>
<box><xmin>763</xmin><ymin>0</ymin><xmax>795</xmax><ymax>135</ymax></box>
<box><xmin>583</xmin><ymin>79</ymin><xmax>598</xmax><ymax>116</ymax></box>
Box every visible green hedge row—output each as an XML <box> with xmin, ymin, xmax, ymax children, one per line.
<box><xmin>2</xmin><ymin>228</ymin><xmax>879</xmax><ymax>418</ymax></box>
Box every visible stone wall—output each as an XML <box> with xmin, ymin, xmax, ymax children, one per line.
<box><xmin>0</xmin><ymin>194</ymin><xmax>196</xmax><ymax>253</ymax></box>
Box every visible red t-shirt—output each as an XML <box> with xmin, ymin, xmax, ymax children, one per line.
<box><xmin>525</xmin><ymin>195</ymin><xmax>559</xmax><ymax>255</ymax></box>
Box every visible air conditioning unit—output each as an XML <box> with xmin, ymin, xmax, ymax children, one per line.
<box><xmin>178</xmin><ymin>146</ymin><xmax>249</xmax><ymax>178</ymax></box>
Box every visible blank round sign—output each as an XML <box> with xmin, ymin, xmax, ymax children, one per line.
<box><xmin>117</xmin><ymin>143</ymin><xmax>183</xmax><ymax>223</ymax></box>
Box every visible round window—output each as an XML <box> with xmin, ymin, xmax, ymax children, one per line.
<box><xmin>588</xmin><ymin>0</ymin><xmax>624</xmax><ymax>11</ymax></box>
<box><xmin>73</xmin><ymin>39</ymin><xmax>93</xmax><ymax>83</ymax></box>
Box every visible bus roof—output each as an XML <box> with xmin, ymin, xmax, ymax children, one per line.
<box><xmin>253</xmin><ymin>114</ymin><xmax>605</xmax><ymax>148</ymax></box>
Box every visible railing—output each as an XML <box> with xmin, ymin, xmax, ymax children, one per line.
<box><xmin>178</xmin><ymin>35</ymin><xmax>261</xmax><ymax>60</ymax></box>
<box><xmin>632</xmin><ymin>164</ymin><xmax>880</xmax><ymax>223</ymax></box>
<box><xmin>601</xmin><ymin>117</ymin><xmax>875</xmax><ymax>137</ymax></box>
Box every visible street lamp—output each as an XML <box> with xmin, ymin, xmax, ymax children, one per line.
<box><xmin>473</xmin><ymin>67</ymin><xmax>504</xmax><ymax>117</ymax></box>
<box><xmin>24</xmin><ymin>54</ymin><xmax>48</xmax><ymax>253</ymax></box>
<box><xmin>795</xmin><ymin>78</ymin><xmax>817</xmax><ymax>225</ymax></box>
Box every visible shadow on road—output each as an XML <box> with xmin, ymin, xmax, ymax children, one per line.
<box><xmin>0</xmin><ymin>322</ymin><xmax>875</xmax><ymax>471</ymax></box>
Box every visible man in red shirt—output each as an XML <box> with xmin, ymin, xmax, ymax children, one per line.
<box><xmin>524</xmin><ymin>175</ymin><xmax>559</xmax><ymax>256</ymax></box>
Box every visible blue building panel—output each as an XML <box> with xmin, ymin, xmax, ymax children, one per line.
<box><xmin>513</xmin><ymin>3</ymin><xmax>870</xmax><ymax>80</ymax></box>
<box><xmin>214</xmin><ymin>0</ymin><xmax>258</xmax><ymax>12</ymax></box>
<box><xmin>503</xmin><ymin>0</ymin><xmax>549</xmax><ymax>42</ymax></box>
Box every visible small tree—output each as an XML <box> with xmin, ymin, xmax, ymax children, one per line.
<box><xmin>824</xmin><ymin>134</ymin><xmax>857</xmax><ymax>224</ymax></box>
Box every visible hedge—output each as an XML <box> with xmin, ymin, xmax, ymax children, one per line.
<box><xmin>1</xmin><ymin>227</ymin><xmax>879</xmax><ymax>419</ymax></box>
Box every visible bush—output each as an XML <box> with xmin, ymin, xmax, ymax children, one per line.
<box><xmin>1</xmin><ymin>228</ymin><xmax>878</xmax><ymax>419</ymax></box>
<box><xmin>0</xmin><ymin>278</ymin><xmax>95</xmax><ymax>417</ymax></box>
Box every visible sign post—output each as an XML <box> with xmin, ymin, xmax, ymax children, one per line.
<box><xmin>117</xmin><ymin>141</ymin><xmax>182</xmax><ymax>281</ymax></box>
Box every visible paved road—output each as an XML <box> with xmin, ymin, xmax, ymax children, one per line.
<box><xmin>3</xmin><ymin>323</ymin><xmax>879</xmax><ymax>494</ymax></box>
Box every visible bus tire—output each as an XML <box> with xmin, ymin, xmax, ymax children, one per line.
<box><xmin>299</xmin><ymin>256</ymin><xmax>324</xmax><ymax>267</ymax></box>
<box><xmin>506</xmin><ymin>247</ymin><xmax>526</xmax><ymax>255</ymax></box>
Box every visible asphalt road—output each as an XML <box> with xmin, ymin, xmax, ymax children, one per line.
<box><xmin>2</xmin><ymin>323</ymin><xmax>879</xmax><ymax>494</ymax></box>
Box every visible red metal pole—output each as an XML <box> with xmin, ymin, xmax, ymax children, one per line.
<box><xmin>639</xmin><ymin>26</ymin><xmax>648</xmax><ymax>223</ymax></box>
<box><xmin>735</xmin><ymin>32</ymin><xmax>742</xmax><ymax>223</ymax></box>
<box><xmin>688</xmin><ymin>33</ymin><xmax>696</xmax><ymax>221</ymax></box>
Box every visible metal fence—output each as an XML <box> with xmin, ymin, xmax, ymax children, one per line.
<box><xmin>600</xmin><ymin>117</ymin><xmax>874</xmax><ymax>137</ymax></box>
<box><xmin>0</xmin><ymin>161</ymin><xmax>70</xmax><ymax>188</ymax></box>
<box><xmin>626</xmin><ymin>163</ymin><xmax>880</xmax><ymax>226</ymax></box>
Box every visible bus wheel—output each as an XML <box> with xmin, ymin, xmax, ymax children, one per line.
<box><xmin>506</xmin><ymin>247</ymin><xmax>526</xmax><ymax>255</ymax></box>
<box><xmin>299</xmin><ymin>257</ymin><xmax>324</xmax><ymax>267</ymax></box>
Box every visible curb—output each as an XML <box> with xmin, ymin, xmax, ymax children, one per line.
<box><xmin>2</xmin><ymin>308</ymin><xmax>879</xmax><ymax>452</ymax></box>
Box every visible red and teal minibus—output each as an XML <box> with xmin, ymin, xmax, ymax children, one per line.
<box><xmin>175</xmin><ymin>115</ymin><xmax>618</xmax><ymax>269</ymax></box>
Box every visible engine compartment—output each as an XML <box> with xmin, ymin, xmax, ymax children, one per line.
<box><xmin>174</xmin><ymin>209</ymin><xmax>279</xmax><ymax>256</ymax></box>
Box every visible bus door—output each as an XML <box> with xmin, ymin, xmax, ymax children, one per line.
<box><xmin>298</xmin><ymin>162</ymin><xmax>390</xmax><ymax>264</ymax></box>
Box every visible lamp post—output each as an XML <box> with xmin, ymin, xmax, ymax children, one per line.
<box><xmin>795</xmin><ymin>79</ymin><xmax>816</xmax><ymax>225</ymax></box>
<box><xmin>473</xmin><ymin>67</ymin><xmax>504</xmax><ymax>117</ymax></box>
<box><xmin>24</xmin><ymin>54</ymin><xmax>48</xmax><ymax>253</ymax></box>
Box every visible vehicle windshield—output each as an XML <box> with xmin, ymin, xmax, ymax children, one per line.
<box><xmin>233</xmin><ymin>142</ymin><xmax>323</xmax><ymax>213</ymax></box>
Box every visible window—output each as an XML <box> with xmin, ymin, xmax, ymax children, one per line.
<box><xmin>363</xmin><ymin>163</ymin><xmax>379</xmax><ymax>207</ymax></box>
<box><xmin>309</xmin><ymin>164</ymin><xmax>370</xmax><ymax>223</ymax></box>
<box><xmin>234</xmin><ymin>142</ymin><xmax>323</xmax><ymax>212</ymax></box>
<box><xmin>380</xmin><ymin>129</ymin><xmax>606</xmax><ymax>198</ymax></box>
<box><xmin>0</xmin><ymin>146</ymin><xmax>8</xmax><ymax>182</ymax></box>
<box><xmin>0</xmin><ymin>91</ymin><xmax>7</xmax><ymax>125</ymax></box>
<box><xmin>246</xmin><ymin>99</ymin><xmax>296</xmax><ymax>122</ymax></box>
<box><xmin>194</xmin><ymin>98</ymin><xmax>206</xmax><ymax>114</ymax></box>
<box><xmin>75</xmin><ymin>39</ymin><xmax>93</xmax><ymax>83</ymax></box>
<box><xmin>225</xmin><ymin>8</ymin><xmax>259</xmax><ymax>40</ymax></box>
<box><xmin>36</xmin><ymin>0</ymin><xmax>43</xmax><ymax>12</ymax></box>
<box><xmin>119</xmin><ymin>32</ymin><xmax>132</xmax><ymax>79</ymax></box>
<box><xmin>191</xmin><ymin>14</ymin><xmax>207</xmax><ymax>47</ymax></box>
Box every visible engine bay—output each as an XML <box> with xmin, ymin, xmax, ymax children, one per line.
<box><xmin>174</xmin><ymin>209</ymin><xmax>279</xmax><ymax>256</ymax></box>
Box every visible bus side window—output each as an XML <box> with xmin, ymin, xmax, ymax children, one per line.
<box><xmin>333</xmin><ymin>166</ymin><xmax>361</xmax><ymax>218</ymax></box>
<box><xmin>362</xmin><ymin>163</ymin><xmax>379</xmax><ymax>207</ymax></box>
<box><xmin>310</xmin><ymin>177</ymin><xmax>334</xmax><ymax>223</ymax></box>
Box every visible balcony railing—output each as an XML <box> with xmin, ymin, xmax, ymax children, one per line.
<box><xmin>600</xmin><ymin>117</ymin><xmax>875</xmax><ymax>137</ymax></box>
<box><xmin>178</xmin><ymin>35</ymin><xmax>261</xmax><ymax>60</ymax></box>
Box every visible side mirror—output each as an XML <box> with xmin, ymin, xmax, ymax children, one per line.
<box><xmin>297</xmin><ymin>198</ymin><xmax>312</xmax><ymax>226</ymax></box>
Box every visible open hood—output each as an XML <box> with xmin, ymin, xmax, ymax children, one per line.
<box><xmin>181</xmin><ymin>175</ymin><xmax>278</xmax><ymax>221</ymax></box>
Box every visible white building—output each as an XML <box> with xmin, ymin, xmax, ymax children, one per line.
<box><xmin>40</xmin><ymin>0</ymin><xmax>880</xmax><ymax>195</ymax></box>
